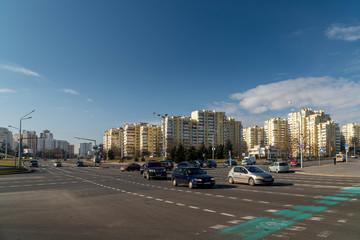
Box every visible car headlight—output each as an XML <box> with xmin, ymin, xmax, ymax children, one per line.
<box><xmin>255</xmin><ymin>176</ymin><xmax>263</xmax><ymax>179</ymax></box>
<box><xmin>211</xmin><ymin>178</ymin><xmax>215</xmax><ymax>181</ymax></box>
<box><xmin>196</xmin><ymin>178</ymin><xmax>203</xmax><ymax>182</ymax></box>
<box><xmin>149</xmin><ymin>169</ymin><xmax>155</xmax><ymax>172</ymax></box>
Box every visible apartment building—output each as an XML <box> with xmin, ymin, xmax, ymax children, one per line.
<box><xmin>164</xmin><ymin>116</ymin><xmax>198</xmax><ymax>152</ymax></box>
<box><xmin>140</xmin><ymin>125</ymin><xmax>161</xmax><ymax>157</ymax></box>
<box><xmin>243</xmin><ymin>126</ymin><xmax>264</xmax><ymax>150</ymax></box>
<box><xmin>226</xmin><ymin>117</ymin><xmax>243</xmax><ymax>155</ymax></box>
<box><xmin>123</xmin><ymin>123</ymin><xmax>147</xmax><ymax>157</ymax></box>
<box><xmin>79</xmin><ymin>143</ymin><xmax>93</xmax><ymax>157</ymax></box>
<box><xmin>22</xmin><ymin>130</ymin><xmax>37</xmax><ymax>155</ymax></box>
<box><xmin>305</xmin><ymin>111</ymin><xmax>331</xmax><ymax>156</ymax></box>
<box><xmin>317</xmin><ymin>120</ymin><xmax>340</xmax><ymax>156</ymax></box>
<box><xmin>264</xmin><ymin>118</ymin><xmax>289</xmax><ymax>154</ymax></box>
<box><xmin>103</xmin><ymin>128</ymin><xmax>123</xmax><ymax>156</ymax></box>
<box><xmin>341</xmin><ymin>123</ymin><xmax>360</xmax><ymax>152</ymax></box>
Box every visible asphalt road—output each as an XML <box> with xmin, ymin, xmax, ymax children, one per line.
<box><xmin>0</xmin><ymin>160</ymin><xmax>359</xmax><ymax>240</ymax></box>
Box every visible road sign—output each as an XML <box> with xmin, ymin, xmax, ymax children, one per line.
<box><xmin>229</xmin><ymin>157</ymin><xmax>232</xmax><ymax>161</ymax></box>
<box><xmin>320</xmin><ymin>148</ymin><xmax>324</xmax><ymax>153</ymax></box>
<box><xmin>300</xmin><ymin>144</ymin><xmax>304</xmax><ymax>149</ymax></box>
<box><xmin>345</xmin><ymin>144</ymin><xmax>349</xmax><ymax>151</ymax></box>
<box><xmin>260</xmin><ymin>151</ymin><xmax>263</xmax><ymax>154</ymax></box>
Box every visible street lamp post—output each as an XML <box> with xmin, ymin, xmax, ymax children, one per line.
<box><xmin>153</xmin><ymin>112</ymin><xmax>168</xmax><ymax>161</ymax></box>
<box><xmin>9</xmin><ymin>110</ymin><xmax>35</xmax><ymax>169</ymax></box>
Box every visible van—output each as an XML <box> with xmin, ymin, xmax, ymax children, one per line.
<box><xmin>243</xmin><ymin>156</ymin><xmax>256</xmax><ymax>165</ymax></box>
<box><xmin>336</xmin><ymin>154</ymin><xmax>345</xmax><ymax>162</ymax></box>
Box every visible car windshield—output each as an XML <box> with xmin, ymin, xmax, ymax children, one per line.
<box><xmin>148</xmin><ymin>162</ymin><xmax>162</xmax><ymax>167</ymax></box>
<box><xmin>246</xmin><ymin>166</ymin><xmax>264</xmax><ymax>173</ymax></box>
<box><xmin>186</xmin><ymin>168</ymin><xmax>205</xmax><ymax>175</ymax></box>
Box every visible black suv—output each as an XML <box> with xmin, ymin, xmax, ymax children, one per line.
<box><xmin>29</xmin><ymin>160</ymin><xmax>39</xmax><ymax>167</ymax></box>
<box><xmin>140</xmin><ymin>161</ymin><xmax>167</xmax><ymax>180</ymax></box>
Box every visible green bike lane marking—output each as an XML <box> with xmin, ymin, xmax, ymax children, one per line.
<box><xmin>212</xmin><ymin>185</ymin><xmax>360</xmax><ymax>240</ymax></box>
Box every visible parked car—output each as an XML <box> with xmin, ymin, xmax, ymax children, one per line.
<box><xmin>189</xmin><ymin>161</ymin><xmax>200</xmax><ymax>167</ymax></box>
<box><xmin>172</xmin><ymin>167</ymin><xmax>215</xmax><ymax>189</ymax></box>
<box><xmin>223</xmin><ymin>160</ymin><xmax>238</xmax><ymax>167</ymax></box>
<box><xmin>195</xmin><ymin>160</ymin><xmax>204</xmax><ymax>168</ymax></box>
<box><xmin>53</xmin><ymin>161</ymin><xmax>62</xmax><ymax>167</ymax></box>
<box><xmin>141</xmin><ymin>161</ymin><xmax>167</xmax><ymax>180</ymax></box>
<box><xmin>204</xmin><ymin>160</ymin><xmax>217</xmax><ymax>168</ymax></box>
<box><xmin>228</xmin><ymin>166</ymin><xmax>274</xmax><ymax>186</ymax></box>
<box><xmin>290</xmin><ymin>160</ymin><xmax>300</xmax><ymax>167</ymax></box>
<box><xmin>76</xmin><ymin>161</ymin><xmax>84</xmax><ymax>167</ymax></box>
<box><xmin>269</xmin><ymin>162</ymin><xmax>290</xmax><ymax>173</ymax></box>
<box><xmin>29</xmin><ymin>160</ymin><xmax>39</xmax><ymax>167</ymax></box>
<box><xmin>164</xmin><ymin>160</ymin><xmax>174</xmax><ymax>170</ymax></box>
<box><xmin>241</xmin><ymin>160</ymin><xmax>252</xmax><ymax>165</ymax></box>
<box><xmin>121</xmin><ymin>163</ymin><xmax>141</xmax><ymax>172</ymax></box>
<box><xmin>160</xmin><ymin>161</ymin><xmax>172</xmax><ymax>171</ymax></box>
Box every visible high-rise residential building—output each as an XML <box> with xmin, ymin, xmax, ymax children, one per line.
<box><xmin>164</xmin><ymin>116</ymin><xmax>198</xmax><ymax>152</ymax></box>
<box><xmin>140</xmin><ymin>125</ymin><xmax>161</xmax><ymax>157</ymax></box>
<box><xmin>79</xmin><ymin>143</ymin><xmax>93</xmax><ymax>157</ymax></box>
<box><xmin>341</xmin><ymin>123</ymin><xmax>360</xmax><ymax>152</ymax></box>
<box><xmin>37</xmin><ymin>130</ymin><xmax>55</xmax><ymax>152</ymax></box>
<box><xmin>191</xmin><ymin>110</ymin><xmax>226</xmax><ymax>146</ymax></box>
<box><xmin>243</xmin><ymin>126</ymin><xmax>264</xmax><ymax>151</ymax></box>
<box><xmin>124</xmin><ymin>123</ymin><xmax>147</xmax><ymax>157</ymax></box>
<box><xmin>264</xmin><ymin>118</ymin><xmax>289</xmax><ymax>154</ymax></box>
<box><xmin>0</xmin><ymin>127</ymin><xmax>13</xmax><ymax>151</ymax></box>
<box><xmin>317</xmin><ymin>120</ymin><xmax>340</xmax><ymax>156</ymax></box>
<box><xmin>104</xmin><ymin>128</ymin><xmax>123</xmax><ymax>157</ymax></box>
<box><xmin>226</xmin><ymin>117</ymin><xmax>243</xmax><ymax>155</ymax></box>
<box><xmin>305</xmin><ymin>111</ymin><xmax>331</xmax><ymax>156</ymax></box>
<box><xmin>22</xmin><ymin>130</ymin><xmax>37</xmax><ymax>155</ymax></box>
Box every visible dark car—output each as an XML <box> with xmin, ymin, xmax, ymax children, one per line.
<box><xmin>223</xmin><ymin>160</ymin><xmax>238</xmax><ymax>167</ymax></box>
<box><xmin>204</xmin><ymin>160</ymin><xmax>217</xmax><ymax>168</ymax></box>
<box><xmin>121</xmin><ymin>163</ymin><xmax>141</xmax><ymax>172</ymax></box>
<box><xmin>264</xmin><ymin>158</ymin><xmax>277</xmax><ymax>165</ymax></box>
<box><xmin>172</xmin><ymin>167</ymin><xmax>215</xmax><ymax>189</ymax></box>
<box><xmin>188</xmin><ymin>161</ymin><xmax>199</xmax><ymax>167</ymax></box>
<box><xmin>195</xmin><ymin>160</ymin><xmax>204</xmax><ymax>168</ymax></box>
<box><xmin>141</xmin><ymin>161</ymin><xmax>167</xmax><ymax>180</ymax></box>
<box><xmin>76</xmin><ymin>161</ymin><xmax>84</xmax><ymax>167</ymax></box>
<box><xmin>177</xmin><ymin>162</ymin><xmax>192</xmax><ymax>168</ymax></box>
<box><xmin>165</xmin><ymin>160</ymin><xmax>174</xmax><ymax>170</ymax></box>
<box><xmin>160</xmin><ymin>161</ymin><xmax>172</xmax><ymax>171</ymax></box>
<box><xmin>29</xmin><ymin>160</ymin><xmax>39</xmax><ymax>167</ymax></box>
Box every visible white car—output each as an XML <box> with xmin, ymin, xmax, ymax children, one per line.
<box><xmin>268</xmin><ymin>162</ymin><xmax>289</xmax><ymax>173</ymax></box>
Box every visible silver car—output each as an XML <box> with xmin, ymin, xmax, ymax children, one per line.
<box><xmin>228</xmin><ymin>166</ymin><xmax>274</xmax><ymax>186</ymax></box>
<box><xmin>268</xmin><ymin>162</ymin><xmax>289</xmax><ymax>173</ymax></box>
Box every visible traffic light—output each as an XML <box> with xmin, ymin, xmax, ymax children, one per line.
<box><xmin>15</xmin><ymin>151</ymin><xmax>19</xmax><ymax>157</ymax></box>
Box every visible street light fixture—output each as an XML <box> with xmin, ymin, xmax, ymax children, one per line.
<box><xmin>9</xmin><ymin>110</ymin><xmax>35</xmax><ymax>169</ymax></box>
<box><xmin>153</xmin><ymin>112</ymin><xmax>168</xmax><ymax>161</ymax></box>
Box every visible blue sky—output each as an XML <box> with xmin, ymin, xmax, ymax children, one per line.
<box><xmin>1</xmin><ymin>0</ymin><xmax>360</xmax><ymax>148</ymax></box>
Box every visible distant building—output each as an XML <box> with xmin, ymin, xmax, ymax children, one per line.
<box><xmin>243</xmin><ymin>126</ymin><xmax>264</xmax><ymax>151</ymax></box>
<box><xmin>0</xmin><ymin>127</ymin><xmax>13</xmax><ymax>151</ymax></box>
<box><xmin>22</xmin><ymin>130</ymin><xmax>37</xmax><ymax>155</ymax></box>
<box><xmin>264</xmin><ymin>118</ymin><xmax>289</xmax><ymax>155</ymax></box>
<box><xmin>341</xmin><ymin>123</ymin><xmax>360</xmax><ymax>153</ymax></box>
<box><xmin>79</xmin><ymin>143</ymin><xmax>93</xmax><ymax>157</ymax></box>
<box><xmin>103</xmin><ymin>128</ymin><xmax>123</xmax><ymax>157</ymax></box>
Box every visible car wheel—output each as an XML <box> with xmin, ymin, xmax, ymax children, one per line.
<box><xmin>276</xmin><ymin>170</ymin><xmax>279</xmax><ymax>173</ymax></box>
<box><xmin>147</xmin><ymin>173</ymin><xmax>151</xmax><ymax>180</ymax></box>
<box><xmin>188</xmin><ymin>181</ymin><xmax>194</xmax><ymax>189</ymax></box>
<box><xmin>249</xmin><ymin>178</ymin><xmax>255</xmax><ymax>186</ymax></box>
<box><xmin>228</xmin><ymin>177</ymin><xmax>234</xmax><ymax>184</ymax></box>
<box><xmin>268</xmin><ymin>168</ymin><xmax>271</xmax><ymax>172</ymax></box>
<box><xmin>143</xmin><ymin>172</ymin><xmax>146</xmax><ymax>178</ymax></box>
<box><xmin>172</xmin><ymin>179</ymin><xmax>178</xmax><ymax>187</ymax></box>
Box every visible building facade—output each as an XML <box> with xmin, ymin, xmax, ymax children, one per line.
<box><xmin>243</xmin><ymin>126</ymin><xmax>264</xmax><ymax>151</ymax></box>
<box><xmin>264</xmin><ymin>118</ymin><xmax>289</xmax><ymax>155</ymax></box>
<box><xmin>104</xmin><ymin>128</ymin><xmax>123</xmax><ymax>158</ymax></box>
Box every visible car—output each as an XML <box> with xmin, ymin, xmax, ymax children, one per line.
<box><xmin>195</xmin><ymin>160</ymin><xmax>204</xmax><ymax>168</ymax></box>
<box><xmin>164</xmin><ymin>160</ymin><xmax>174</xmax><ymax>170</ymax></box>
<box><xmin>121</xmin><ymin>163</ymin><xmax>141</xmax><ymax>172</ymax></box>
<box><xmin>172</xmin><ymin>167</ymin><xmax>215</xmax><ymax>189</ymax></box>
<box><xmin>177</xmin><ymin>162</ymin><xmax>192</xmax><ymax>168</ymax></box>
<box><xmin>223</xmin><ymin>160</ymin><xmax>237</xmax><ymax>167</ymax></box>
<box><xmin>243</xmin><ymin>156</ymin><xmax>256</xmax><ymax>165</ymax></box>
<box><xmin>54</xmin><ymin>161</ymin><xmax>62</xmax><ymax>167</ymax></box>
<box><xmin>264</xmin><ymin>158</ymin><xmax>277</xmax><ymax>165</ymax></box>
<box><xmin>269</xmin><ymin>162</ymin><xmax>290</xmax><ymax>173</ymax></box>
<box><xmin>290</xmin><ymin>160</ymin><xmax>300</xmax><ymax>167</ymax></box>
<box><xmin>228</xmin><ymin>165</ymin><xmax>274</xmax><ymax>186</ymax></box>
<box><xmin>160</xmin><ymin>161</ymin><xmax>172</xmax><ymax>171</ymax></box>
<box><xmin>336</xmin><ymin>154</ymin><xmax>346</xmax><ymax>162</ymax></box>
<box><xmin>351</xmin><ymin>155</ymin><xmax>358</xmax><ymax>158</ymax></box>
<box><xmin>76</xmin><ymin>161</ymin><xmax>84</xmax><ymax>167</ymax></box>
<box><xmin>29</xmin><ymin>160</ymin><xmax>39</xmax><ymax>167</ymax></box>
<box><xmin>188</xmin><ymin>161</ymin><xmax>200</xmax><ymax>167</ymax></box>
<box><xmin>141</xmin><ymin>161</ymin><xmax>167</xmax><ymax>180</ymax></box>
<box><xmin>204</xmin><ymin>160</ymin><xmax>217</xmax><ymax>168</ymax></box>
<box><xmin>241</xmin><ymin>160</ymin><xmax>252</xmax><ymax>165</ymax></box>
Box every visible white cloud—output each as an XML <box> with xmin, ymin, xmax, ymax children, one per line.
<box><xmin>62</xmin><ymin>89</ymin><xmax>79</xmax><ymax>95</ymax></box>
<box><xmin>86</xmin><ymin>98</ymin><xmax>93</xmax><ymax>102</ymax></box>
<box><xmin>211</xmin><ymin>77</ymin><xmax>360</xmax><ymax>126</ymax></box>
<box><xmin>0</xmin><ymin>88</ymin><xmax>15</xmax><ymax>93</ymax></box>
<box><xmin>326</xmin><ymin>24</ymin><xmax>360</xmax><ymax>41</ymax></box>
<box><xmin>0</xmin><ymin>64</ymin><xmax>41</xmax><ymax>77</ymax></box>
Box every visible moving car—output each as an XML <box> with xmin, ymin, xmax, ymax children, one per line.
<box><xmin>336</xmin><ymin>154</ymin><xmax>346</xmax><ymax>162</ymax></box>
<box><xmin>241</xmin><ymin>160</ymin><xmax>252</xmax><ymax>165</ymax></box>
<box><xmin>160</xmin><ymin>161</ymin><xmax>172</xmax><ymax>171</ymax></box>
<box><xmin>53</xmin><ymin>161</ymin><xmax>62</xmax><ymax>167</ymax></box>
<box><xmin>228</xmin><ymin>166</ymin><xmax>274</xmax><ymax>186</ymax></box>
<box><xmin>243</xmin><ymin>156</ymin><xmax>256</xmax><ymax>165</ymax></box>
<box><xmin>264</xmin><ymin>158</ymin><xmax>277</xmax><ymax>165</ymax></box>
<box><xmin>223</xmin><ymin>160</ymin><xmax>237</xmax><ymax>167</ymax></box>
<box><xmin>269</xmin><ymin>162</ymin><xmax>290</xmax><ymax>173</ymax></box>
<box><xmin>177</xmin><ymin>162</ymin><xmax>192</xmax><ymax>168</ymax></box>
<box><xmin>29</xmin><ymin>160</ymin><xmax>39</xmax><ymax>167</ymax></box>
<box><xmin>290</xmin><ymin>160</ymin><xmax>300</xmax><ymax>167</ymax></box>
<box><xmin>204</xmin><ymin>160</ymin><xmax>217</xmax><ymax>168</ymax></box>
<box><xmin>121</xmin><ymin>163</ymin><xmax>141</xmax><ymax>172</ymax></box>
<box><xmin>172</xmin><ymin>167</ymin><xmax>215</xmax><ymax>189</ymax></box>
<box><xmin>76</xmin><ymin>161</ymin><xmax>84</xmax><ymax>167</ymax></box>
<box><xmin>141</xmin><ymin>161</ymin><xmax>167</xmax><ymax>180</ymax></box>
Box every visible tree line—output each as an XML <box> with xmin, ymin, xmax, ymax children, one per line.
<box><xmin>167</xmin><ymin>140</ymin><xmax>233</xmax><ymax>163</ymax></box>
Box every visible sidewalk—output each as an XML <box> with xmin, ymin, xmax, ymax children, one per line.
<box><xmin>294</xmin><ymin>159</ymin><xmax>360</xmax><ymax>177</ymax></box>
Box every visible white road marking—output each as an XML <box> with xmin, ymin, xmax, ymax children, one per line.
<box><xmin>265</xmin><ymin>209</ymin><xmax>279</xmax><ymax>213</ymax></box>
<box><xmin>317</xmin><ymin>231</ymin><xmax>332</xmax><ymax>238</ymax></box>
<box><xmin>337</xmin><ymin>219</ymin><xmax>347</xmax><ymax>223</ymax></box>
<box><xmin>155</xmin><ymin>198</ymin><xmax>163</xmax><ymax>201</ymax></box>
<box><xmin>243</xmin><ymin>199</ymin><xmax>252</xmax><ymax>201</ymax></box>
<box><xmin>241</xmin><ymin>216</ymin><xmax>256</xmax><ymax>220</ymax></box>
<box><xmin>176</xmin><ymin>203</ymin><xmax>185</xmax><ymax>206</ymax></box>
<box><xmin>210</xmin><ymin>225</ymin><xmax>228</xmax><ymax>230</ymax></box>
<box><xmin>221</xmin><ymin>213</ymin><xmax>236</xmax><ymax>217</ymax></box>
<box><xmin>259</xmin><ymin>201</ymin><xmax>269</xmax><ymax>204</ymax></box>
<box><xmin>227</xmin><ymin>220</ymin><xmax>244</xmax><ymax>224</ymax></box>
<box><xmin>307</xmin><ymin>217</ymin><xmax>323</xmax><ymax>221</ymax></box>
<box><xmin>286</xmin><ymin>226</ymin><xmax>306</xmax><ymax>231</ymax></box>
<box><xmin>203</xmin><ymin>209</ymin><xmax>216</xmax><ymax>213</ymax></box>
<box><xmin>189</xmin><ymin>206</ymin><xmax>199</xmax><ymax>209</ymax></box>
<box><xmin>165</xmin><ymin>200</ymin><xmax>174</xmax><ymax>204</ymax></box>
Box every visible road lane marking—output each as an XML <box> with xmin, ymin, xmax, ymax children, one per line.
<box><xmin>189</xmin><ymin>206</ymin><xmax>199</xmax><ymax>209</ymax></box>
<box><xmin>317</xmin><ymin>231</ymin><xmax>332</xmax><ymax>238</ymax></box>
<box><xmin>265</xmin><ymin>209</ymin><xmax>279</xmax><ymax>213</ymax></box>
<box><xmin>203</xmin><ymin>209</ymin><xmax>216</xmax><ymax>213</ymax></box>
<box><xmin>220</xmin><ymin>213</ymin><xmax>236</xmax><ymax>217</ymax></box>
